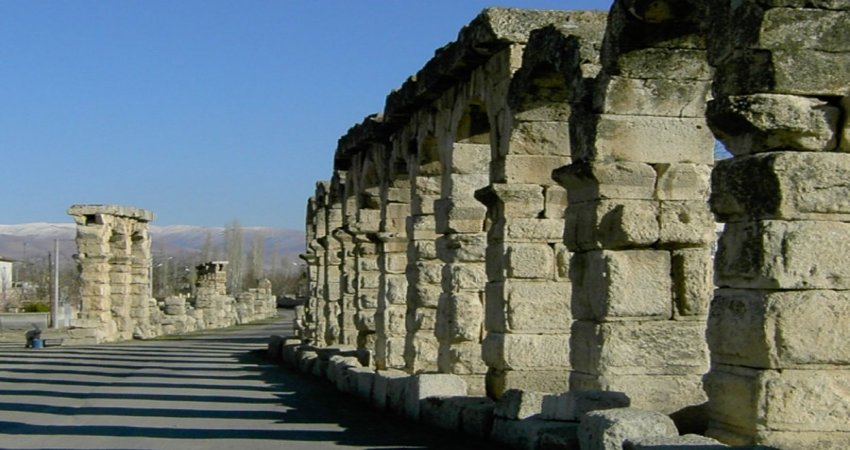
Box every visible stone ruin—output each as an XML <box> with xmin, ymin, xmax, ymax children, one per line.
<box><xmin>67</xmin><ymin>204</ymin><xmax>276</xmax><ymax>343</ymax></box>
<box><xmin>295</xmin><ymin>2</ymin><xmax>850</xmax><ymax>448</ymax></box>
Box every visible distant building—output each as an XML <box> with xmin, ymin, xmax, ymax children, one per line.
<box><xmin>0</xmin><ymin>257</ymin><xmax>13</xmax><ymax>293</ymax></box>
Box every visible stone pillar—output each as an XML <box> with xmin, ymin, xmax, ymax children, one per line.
<box><xmin>323</xmin><ymin>194</ymin><xmax>345</xmax><ymax>346</ymax></box>
<box><xmin>404</xmin><ymin>137</ymin><xmax>442</xmax><ymax>374</ymax></box>
<box><xmin>68</xmin><ymin>204</ymin><xmax>156</xmax><ymax>343</ymax></box>
<box><xmin>704</xmin><ymin>1</ymin><xmax>850</xmax><ymax>447</ymax></box>
<box><xmin>352</xmin><ymin>229</ymin><xmax>379</xmax><ymax>351</ymax></box>
<box><xmin>332</xmin><ymin>228</ymin><xmax>358</xmax><ymax>346</ymax></box>
<box><xmin>434</xmin><ymin>108</ymin><xmax>491</xmax><ymax>395</ymax></box>
<box><xmin>478</xmin><ymin>18</ymin><xmax>606</xmax><ymax>397</ymax></box>
<box><xmin>375</xmin><ymin>164</ymin><xmax>412</xmax><ymax>370</ymax></box>
<box><xmin>553</xmin><ymin>1</ymin><xmax>714</xmax><ymax>414</ymax></box>
<box><xmin>299</xmin><ymin>197</ymin><xmax>319</xmax><ymax>340</ymax></box>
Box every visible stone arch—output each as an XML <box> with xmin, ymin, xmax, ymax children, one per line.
<box><xmin>478</xmin><ymin>18</ymin><xmax>606</xmax><ymax>398</ymax></box>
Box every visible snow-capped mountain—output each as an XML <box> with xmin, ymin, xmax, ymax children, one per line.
<box><xmin>0</xmin><ymin>223</ymin><xmax>305</xmax><ymax>266</ymax></box>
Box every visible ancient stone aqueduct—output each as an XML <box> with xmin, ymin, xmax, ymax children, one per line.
<box><xmin>295</xmin><ymin>1</ymin><xmax>850</xmax><ymax>448</ymax></box>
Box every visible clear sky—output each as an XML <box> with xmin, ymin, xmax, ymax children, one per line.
<box><xmin>1</xmin><ymin>0</ymin><xmax>612</xmax><ymax>230</ymax></box>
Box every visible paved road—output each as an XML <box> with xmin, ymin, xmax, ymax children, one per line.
<box><xmin>0</xmin><ymin>312</ymin><xmax>484</xmax><ymax>449</ymax></box>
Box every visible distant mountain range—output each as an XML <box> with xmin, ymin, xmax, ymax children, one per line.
<box><xmin>0</xmin><ymin>223</ymin><xmax>305</xmax><ymax>268</ymax></box>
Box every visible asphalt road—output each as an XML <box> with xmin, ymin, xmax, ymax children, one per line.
<box><xmin>0</xmin><ymin>311</ymin><xmax>486</xmax><ymax>450</ymax></box>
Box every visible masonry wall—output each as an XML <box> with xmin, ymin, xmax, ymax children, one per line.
<box><xmin>300</xmin><ymin>3</ymin><xmax>850</xmax><ymax>448</ymax></box>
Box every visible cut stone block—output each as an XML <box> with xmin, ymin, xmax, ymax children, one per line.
<box><xmin>623</xmin><ymin>434</ymin><xmax>727</xmax><ymax>450</ymax></box>
<box><xmin>595</xmin><ymin>76</ymin><xmax>711</xmax><ymax>118</ymax></box>
<box><xmin>554</xmin><ymin>161</ymin><xmax>657</xmax><ymax>204</ymax></box>
<box><xmin>500</xmin><ymin>218</ymin><xmax>565</xmax><ymax>243</ymax></box>
<box><xmin>573</xmin><ymin>114</ymin><xmax>714</xmax><ymax>165</ymax></box>
<box><xmin>371</xmin><ymin>369</ymin><xmax>408</xmax><ymax>411</ymax></box>
<box><xmin>708</xmin><ymin>289</ymin><xmax>850</xmax><ymax>369</ymax></box>
<box><xmin>572</xmin><ymin>250</ymin><xmax>672</xmax><ymax>321</ymax></box>
<box><xmin>435</xmin><ymin>292</ymin><xmax>483</xmax><ymax>343</ymax></box>
<box><xmin>571</xmin><ymin>321</ymin><xmax>708</xmax><ymax>376</ymax></box>
<box><xmin>578</xmin><ymin>408</ymin><xmax>678</xmax><ymax>450</ymax></box>
<box><xmin>711</xmin><ymin>151</ymin><xmax>850</xmax><ymax>222</ymax></box>
<box><xmin>403</xmin><ymin>373</ymin><xmax>468</xmax><ymax>421</ymax></box>
<box><xmin>507</xmin><ymin>120</ymin><xmax>571</xmax><ymax>156</ymax></box>
<box><xmin>705</xmin><ymin>365</ymin><xmax>850</xmax><ymax>435</ymax></box>
<box><xmin>570</xmin><ymin>372</ymin><xmax>707</xmax><ymax>415</ymax></box>
<box><xmin>708</xmin><ymin>94</ymin><xmax>839</xmax><ymax>154</ymax></box>
<box><xmin>420</xmin><ymin>396</ymin><xmax>493</xmax><ymax>433</ymax></box>
<box><xmin>716</xmin><ymin>220</ymin><xmax>850</xmax><ymax>290</ymax></box>
<box><xmin>494</xmin><ymin>389</ymin><xmax>547</xmax><ymax>420</ymax></box>
<box><xmin>485</xmin><ymin>280</ymin><xmax>571</xmax><ymax>334</ymax></box>
<box><xmin>461</xmin><ymin>397</ymin><xmax>497</xmax><ymax>440</ymax></box>
<box><xmin>476</xmin><ymin>183</ymin><xmax>546</xmax><ymax>219</ymax></box>
<box><xmin>496</xmin><ymin>154</ymin><xmax>572</xmax><ymax>185</ymax></box>
<box><xmin>671</xmin><ymin>248</ymin><xmax>712</xmax><ymax>318</ymax></box>
<box><xmin>483</xmin><ymin>333</ymin><xmax>569</xmax><ymax>370</ymax></box>
<box><xmin>566</xmin><ymin>199</ymin><xmax>660</xmax><ymax>250</ymax></box>
<box><xmin>655</xmin><ymin>164</ymin><xmax>711</xmax><ymax>202</ymax></box>
<box><xmin>487</xmin><ymin>369</ymin><xmax>570</xmax><ymax>399</ymax></box>
<box><xmin>658</xmin><ymin>201</ymin><xmax>716</xmax><ymax>246</ymax></box>
<box><xmin>541</xmin><ymin>390</ymin><xmax>631</xmax><ymax>422</ymax></box>
<box><xmin>505</xmin><ymin>243</ymin><xmax>555</xmax><ymax>279</ymax></box>
<box><xmin>492</xmin><ymin>417</ymin><xmax>579</xmax><ymax>450</ymax></box>
<box><xmin>348</xmin><ymin>367</ymin><xmax>375</xmax><ymax>400</ymax></box>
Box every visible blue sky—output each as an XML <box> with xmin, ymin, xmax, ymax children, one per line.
<box><xmin>1</xmin><ymin>1</ymin><xmax>612</xmax><ymax>230</ymax></box>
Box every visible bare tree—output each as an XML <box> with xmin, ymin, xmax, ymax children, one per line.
<box><xmin>244</xmin><ymin>231</ymin><xmax>265</xmax><ymax>289</ymax></box>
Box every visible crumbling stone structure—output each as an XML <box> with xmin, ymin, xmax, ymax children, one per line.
<box><xmin>69</xmin><ymin>205</ymin><xmax>277</xmax><ymax>343</ymax></box>
<box><xmin>68</xmin><ymin>204</ymin><xmax>160</xmax><ymax>342</ymax></box>
<box><xmin>299</xmin><ymin>3</ymin><xmax>850</xmax><ymax>448</ymax></box>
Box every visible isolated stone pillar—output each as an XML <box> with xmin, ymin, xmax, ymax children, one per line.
<box><xmin>554</xmin><ymin>0</ymin><xmax>714</xmax><ymax>414</ymax></box>
<box><xmin>704</xmin><ymin>1</ymin><xmax>850</xmax><ymax>447</ymax></box>
<box><xmin>478</xmin><ymin>17</ymin><xmax>605</xmax><ymax>397</ymax></box>
<box><xmin>68</xmin><ymin>204</ymin><xmax>156</xmax><ymax>343</ymax></box>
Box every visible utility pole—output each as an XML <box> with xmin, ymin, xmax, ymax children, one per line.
<box><xmin>51</xmin><ymin>239</ymin><xmax>59</xmax><ymax>329</ymax></box>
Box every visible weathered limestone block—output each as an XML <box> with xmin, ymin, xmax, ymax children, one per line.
<box><xmin>461</xmin><ymin>397</ymin><xmax>497</xmax><ymax>439</ymax></box>
<box><xmin>436</xmin><ymin>292</ymin><xmax>483</xmax><ymax>342</ymax></box>
<box><xmin>436</xmin><ymin>233</ymin><xmax>487</xmax><ymax>262</ymax></box>
<box><xmin>710</xmin><ymin>3</ymin><xmax>850</xmax><ymax>96</ymax></box>
<box><xmin>475</xmin><ymin>184</ymin><xmax>546</xmax><ymax>219</ymax></box>
<box><xmin>485</xmin><ymin>280</ymin><xmax>571</xmax><ymax>333</ymax></box>
<box><xmin>612</xmin><ymin>48</ymin><xmax>713</xmax><ymax>81</ymax></box>
<box><xmin>420</xmin><ymin>396</ymin><xmax>493</xmax><ymax>432</ymax></box>
<box><xmin>572</xmin><ymin>114</ymin><xmax>715</xmax><ymax>164</ymax></box>
<box><xmin>708</xmin><ymin>94</ymin><xmax>840</xmax><ymax>154</ymax></box>
<box><xmin>658</xmin><ymin>201</ymin><xmax>716</xmax><ymax>246</ymax></box>
<box><xmin>541</xmin><ymin>390</ymin><xmax>631</xmax><ymax>422</ymax></box>
<box><xmin>449</xmin><ymin>142</ymin><xmax>491</xmax><ymax>174</ymax></box>
<box><xmin>403</xmin><ymin>373</ymin><xmax>468</xmax><ymax>421</ymax></box>
<box><xmin>553</xmin><ymin>161</ymin><xmax>657</xmax><ymax>204</ymax></box>
<box><xmin>579</xmin><ymin>408</ymin><xmax>678</xmax><ymax>450</ymax></box>
<box><xmin>571</xmin><ymin>321</ymin><xmax>708</xmax><ymax>376</ymax></box>
<box><xmin>494</xmin><ymin>389</ymin><xmax>546</xmax><ymax>420</ymax></box>
<box><xmin>438</xmin><ymin>341</ymin><xmax>488</xmax><ymax>376</ymax></box>
<box><xmin>507</xmin><ymin>120</ymin><xmax>571</xmax><ymax>156</ymax></box>
<box><xmin>440</xmin><ymin>175</ymin><xmax>490</xmax><ymax>204</ymax></box>
<box><xmin>705</xmin><ymin>365</ymin><xmax>850</xmax><ymax>439</ymax></box>
<box><xmin>544</xmin><ymin>185</ymin><xmax>567</xmax><ymax>219</ymax></box>
<box><xmin>349</xmin><ymin>367</ymin><xmax>376</xmax><ymax>401</ymax></box>
<box><xmin>709</xmin><ymin>289</ymin><xmax>850</xmax><ymax>368</ymax></box>
<box><xmin>371</xmin><ymin>369</ymin><xmax>408</xmax><ymax>411</ymax></box>
<box><xmin>624</xmin><ymin>434</ymin><xmax>727</xmax><ymax>450</ymax></box>
<box><xmin>495</xmin><ymin>154</ymin><xmax>572</xmax><ymax>184</ymax></box>
<box><xmin>572</xmin><ymin>250</ymin><xmax>672</xmax><ymax>321</ymax></box>
<box><xmin>571</xmin><ymin>373</ymin><xmax>706</xmax><ymax>416</ymax></box>
<box><xmin>487</xmin><ymin>369</ymin><xmax>569</xmax><ymax>398</ymax></box>
<box><xmin>442</xmin><ymin>263</ymin><xmax>488</xmax><ymax>292</ymax></box>
<box><xmin>565</xmin><ymin>199</ymin><xmax>660</xmax><ymax>250</ymax></box>
<box><xmin>594</xmin><ymin>76</ymin><xmax>712</xmax><ymax>117</ymax></box>
<box><xmin>483</xmin><ymin>333</ymin><xmax>569</xmax><ymax>370</ymax></box>
<box><xmin>712</xmin><ymin>152</ymin><xmax>850</xmax><ymax>222</ymax></box>
<box><xmin>491</xmin><ymin>417</ymin><xmax>578</xmax><ymax>450</ymax></box>
<box><xmin>505</xmin><ymin>243</ymin><xmax>555</xmax><ymax>279</ymax></box>
<box><xmin>716</xmin><ymin>220</ymin><xmax>850</xmax><ymax>289</ymax></box>
<box><xmin>492</xmin><ymin>218</ymin><xmax>565</xmax><ymax>243</ymax></box>
<box><xmin>671</xmin><ymin>248</ymin><xmax>712</xmax><ymax>318</ymax></box>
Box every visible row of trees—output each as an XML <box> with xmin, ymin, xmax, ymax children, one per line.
<box><xmin>152</xmin><ymin>219</ymin><xmax>305</xmax><ymax>299</ymax></box>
